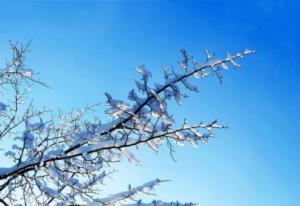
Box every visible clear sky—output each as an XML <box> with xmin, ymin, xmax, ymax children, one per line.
<box><xmin>0</xmin><ymin>0</ymin><xmax>299</xmax><ymax>206</ymax></box>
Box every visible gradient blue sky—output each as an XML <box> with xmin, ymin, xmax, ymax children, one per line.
<box><xmin>0</xmin><ymin>1</ymin><xmax>299</xmax><ymax>205</ymax></box>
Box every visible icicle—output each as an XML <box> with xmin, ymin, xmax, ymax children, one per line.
<box><xmin>201</xmin><ymin>69</ymin><xmax>209</xmax><ymax>78</ymax></box>
<box><xmin>136</xmin><ymin>65</ymin><xmax>152</xmax><ymax>80</ymax></box>
<box><xmin>204</xmin><ymin>49</ymin><xmax>213</xmax><ymax>60</ymax></box>
<box><xmin>244</xmin><ymin>48</ymin><xmax>254</xmax><ymax>54</ymax></box>
<box><xmin>221</xmin><ymin>62</ymin><xmax>229</xmax><ymax>70</ymax></box>
<box><xmin>229</xmin><ymin>59</ymin><xmax>240</xmax><ymax>68</ymax></box>
<box><xmin>121</xmin><ymin>148</ymin><xmax>140</xmax><ymax>165</ymax></box>
<box><xmin>182</xmin><ymin>79</ymin><xmax>199</xmax><ymax>92</ymax></box>
<box><xmin>147</xmin><ymin>140</ymin><xmax>159</xmax><ymax>152</ymax></box>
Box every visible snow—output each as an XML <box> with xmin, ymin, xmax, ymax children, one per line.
<box><xmin>244</xmin><ymin>48</ymin><xmax>254</xmax><ymax>54</ymax></box>
<box><xmin>20</xmin><ymin>69</ymin><xmax>33</xmax><ymax>77</ymax></box>
<box><xmin>26</xmin><ymin>121</ymin><xmax>45</xmax><ymax>133</ymax></box>
<box><xmin>147</xmin><ymin>140</ymin><xmax>159</xmax><ymax>152</ymax></box>
<box><xmin>4</xmin><ymin>151</ymin><xmax>16</xmax><ymax>158</ymax></box>
<box><xmin>0</xmin><ymin>160</ymin><xmax>33</xmax><ymax>177</ymax></box>
<box><xmin>136</xmin><ymin>65</ymin><xmax>152</xmax><ymax>79</ymax></box>
<box><xmin>135</xmin><ymin>79</ymin><xmax>147</xmax><ymax>92</ymax></box>
<box><xmin>182</xmin><ymin>79</ymin><xmax>199</xmax><ymax>92</ymax></box>
<box><xmin>36</xmin><ymin>179</ymin><xmax>59</xmax><ymax>197</ymax></box>
<box><xmin>229</xmin><ymin>59</ymin><xmax>240</xmax><ymax>68</ymax></box>
<box><xmin>0</xmin><ymin>102</ymin><xmax>6</xmax><ymax>111</ymax></box>
<box><xmin>23</xmin><ymin>131</ymin><xmax>35</xmax><ymax>149</ymax></box>
<box><xmin>98</xmin><ymin>179</ymin><xmax>162</xmax><ymax>205</ymax></box>
<box><xmin>121</xmin><ymin>147</ymin><xmax>140</xmax><ymax>165</ymax></box>
<box><xmin>221</xmin><ymin>62</ymin><xmax>229</xmax><ymax>70</ymax></box>
<box><xmin>204</xmin><ymin>48</ymin><xmax>213</xmax><ymax>60</ymax></box>
<box><xmin>128</xmin><ymin>89</ymin><xmax>145</xmax><ymax>105</ymax></box>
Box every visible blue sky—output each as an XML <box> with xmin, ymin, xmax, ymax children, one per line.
<box><xmin>0</xmin><ymin>0</ymin><xmax>299</xmax><ymax>205</ymax></box>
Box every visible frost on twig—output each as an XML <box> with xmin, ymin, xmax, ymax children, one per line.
<box><xmin>0</xmin><ymin>43</ymin><xmax>255</xmax><ymax>205</ymax></box>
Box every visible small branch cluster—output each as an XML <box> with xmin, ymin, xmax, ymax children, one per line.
<box><xmin>0</xmin><ymin>42</ymin><xmax>254</xmax><ymax>206</ymax></box>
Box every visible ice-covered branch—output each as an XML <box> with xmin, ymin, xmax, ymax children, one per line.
<box><xmin>62</xmin><ymin>48</ymin><xmax>254</xmax><ymax>156</ymax></box>
<box><xmin>95</xmin><ymin>179</ymin><xmax>165</xmax><ymax>206</ymax></box>
<box><xmin>0</xmin><ymin>43</ymin><xmax>255</xmax><ymax>205</ymax></box>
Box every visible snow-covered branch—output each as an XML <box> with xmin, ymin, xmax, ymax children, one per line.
<box><xmin>95</xmin><ymin>179</ymin><xmax>165</xmax><ymax>205</ymax></box>
<box><xmin>0</xmin><ymin>43</ymin><xmax>255</xmax><ymax>205</ymax></box>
